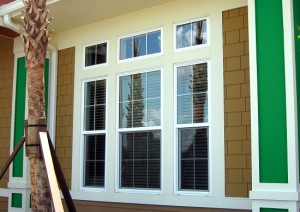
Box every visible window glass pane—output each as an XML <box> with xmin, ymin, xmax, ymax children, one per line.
<box><xmin>132</xmin><ymin>100</ymin><xmax>146</xmax><ymax>127</ymax></box>
<box><xmin>177</xmin><ymin>66</ymin><xmax>192</xmax><ymax>95</ymax></box>
<box><xmin>177</xmin><ymin>63</ymin><xmax>208</xmax><ymax>124</ymax></box>
<box><xmin>147</xmin><ymin>31</ymin><xmax>161</xmax><ymax>55</ymax></box>
<box><xmin>84</xmin><ymin>134</ymin><xmax>105</xmax><ymax>187</ymax></box>
<box><xmin>178</xmin><ymin>94</ymin><xmax>193</xmax><ymax>124</ymax></box>
<box><xmin>176</xmin><ymin>23</ymin><xmax>191</xmax><ymax>48</ymax></box>
<box><xmin>193</xmin><ymin>63</ymin><xmax>208</xmax><ymax>93</ymax></box>
<box><xmin>192</xmin><ymin>20</ymin><xmax>207</xmax><ymax>46</ymax></box>
<box><xmin>133</xmin><ymin>34</ymin><xmax>146</xmax><ymax>57</ymax></box>
<box><xmin>84</xmin><ymin>80</ymin><xmax>106</xmax><ymax>131</ymax></box>
<box><xmin>147</xmin><ymin>99</ymin><xmax>161</xmax><ymax>126</ymax></box>
<box><xmin>179</xmin><ymin>128</ymin><xmax>208</xmax><ymax>191</ymax></box>
<box><xmin>120</xmin><ymin>75</ymin><xmax>132</xmax><ymax>102</ymax></box>
<box><xmin>96</xmin><ymin>43</ymin><xmax>107</xmax><ymax>64</ymax></box>
<box><xmin>120</xmin><ymin>131</ymin><xmax>160</xmax><ymax>189</ymax></box>
<box><xmin>193</xmin><ymin>93</ymin><xmax>208</xmax><ymax>123</ymax></box>
<box><xmin>119</xmin><ymin>71</ymin><xmax>161</xmax><ymax>128</ymax></box>
<box><xmin>85</xmin><ymin>45</ymin><xmax>96</xmax><ymax>66</ymax></box>
<box><xmin>147</xmin><ymin>71</ymin><xmax>161</xmax><ymax>98</ymax></box>
<box><xmin>133</xmin><ymin>73</ymin><xmax>146</xmax><ymax>100</ymax></box>
<box><xmin>120</xmin><ymin>37</ymin><xmax>133</xmax><ymax>59</ymax></box>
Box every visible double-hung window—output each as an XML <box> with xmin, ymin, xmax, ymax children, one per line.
<box><xmin>175</xmin><ymin>18</ymin><xmax>208</xmax><ymax>49</ymax></box>
<box><xmin>118</xmin><ymin>70</ymin><xmax>161</xmax><ymax>190</ymax></box>
<box><xmin>82</xmin><ymin>79</ymin><xmax>107</xmax><ymax>188</ymax></box>
<box><xmin>176</xmin><ymin>62</ymin><xmax>209</xmax><ymax>192</ymax></box>
<box><xmin>119</xmin><ymin>30</ymin><xmax>161</xmax><ymax>60</ymax></box>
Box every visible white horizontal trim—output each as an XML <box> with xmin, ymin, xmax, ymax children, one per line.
<box><xmin>250</xmin><ymin>190</ymin><xmax>300</xmax><ymax>201</ymax></box>
<box><xmin>69</xmin><ymin>190</ymin><xmax>251</xmax><ymax>210</ymax></box>
<box><xmin>0</xmin><ymin>188</ymin><xmax>9</xmax><ymax>197</ymax></box>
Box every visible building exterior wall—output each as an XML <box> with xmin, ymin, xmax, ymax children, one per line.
<box><xmin>0</xmin><ymin>197</ymin><xmax>8</xmax><ymax>212</ymax></box>
<box><xmin>223</xmin><ymin>6</ymin><xmax>251</xmax><ymax>198</ymax></box>
<box><xmin>55</xmin><ymin>47</ymin><xmax>75</xmax><ymax>188</ymax></box>
<box><xmin>0</xmin><ymin>36</ymin><xmax>14</xmax><ymax>189</ymax></box>
<box><xmin>64</xmin><ymin>200</ymin><xmax>251</xmax><ymax>212</ymax></box>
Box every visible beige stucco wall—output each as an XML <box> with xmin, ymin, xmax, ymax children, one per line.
<box><xmin>55</xmin><ymin>47</ymin><xmax>75</xmax><ymax>188</ymax></box>
<box><xmin>223</xmin><ymin>7</ymin><xmax>251</xmax><ymax>197</ymax></box>
<box><xmin>0</xmin><ymin>36</ymin><xmax>14</xmax><ymax>189</ymax></box>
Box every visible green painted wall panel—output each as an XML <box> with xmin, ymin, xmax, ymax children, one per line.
<box><xmin>12</xmin><ymin>58</ymin><xmax>50</xmax><ymax>177</ymax></box>
<box><xmin>260</xmin><ymin>209</ymin><xmax>288</xmax><ymax>212</ymax></box>
<box><xmin>255</xmin><ymin>0</ymin><xmax>288</xmax><ymax>183</ymax></box>
<box><xmin>294</xmin><ymin>0</ymin><xmax>300</xmax><ymax>181</ymax></box>
<box><xmin>11</xmin><ymin>193</ymin><xmax>22</xmax><ymax>208</ymax></box>
<box><xmin>12</xmin><ymin>58</ymin><xmax>26</xmax><ymax>177</ymax></box>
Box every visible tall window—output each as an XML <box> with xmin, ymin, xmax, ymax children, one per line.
<box><xmin>85</xmin><ymin>42</ymin><xmax>107</xmax><ymax>67</ymax></box>
<box><xmin>176</xmin><ymin>62</ymin><xmax>209</xmax><ymax>191</ymax></box>
<box><xmin>119</xmin><ymin>70</ymin><xmax>161</xmax><ymax>189</ymax></box>
<box><xmin>119</xmin><ymin>30</ymin><xmax>161</xmax><ymax>60</ymax></box>
<box><xmin>176</xmin><ymin>19</ymin><xmax>208</xmax><ymax>49</ymax></box>
<box><xmin>82</xmin><ymin>79</ymin><xmax>106</xmax><ymax>188</ymax></box>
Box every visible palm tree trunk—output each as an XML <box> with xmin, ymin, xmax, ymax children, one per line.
<box><xmin>21</xmin><ymin>0</ymin><xmax>53</xmax><ymax>210</ymax></box>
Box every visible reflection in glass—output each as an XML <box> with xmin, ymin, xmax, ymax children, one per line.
<box><xmin>120</xmin><ymin>37</ymin><xmax>133</xmax><ymax>60</ymax></box>
<box><xmin>176</xmin><ymin>19</ymin><xmax>207</xmax><ymax>49</ymax></box>
<box><xmin>119</xmin><ymin>71</ymin><xmax>161</xmax><ymax>128</ymax></box>
<box><xmin>177</xmin><ymin>63</ymin><xmax>208</xmax><ymax>124</ymax></box>
<box><xmin>134</xmin><ymin>34</ymin><xmax>146</xmax><ymax>57</ymax></box>
<box><xmin>176</xmin><ymin>23</ymin><xmax>191</xmax><ymax>48</ymax></box>
<box><xmin>147</xmin><ymin>31</ymin><xmax>161</xmax><ymax>55</ymax></box>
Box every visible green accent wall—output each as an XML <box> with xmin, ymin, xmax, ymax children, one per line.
<box><xmin>12</xmin><ymin>58</ymin><xmax>26</xmax><ymax>177</ymax></box>
<box><xmin>12</xmin><ymin>57</ymin><xmax>50</xmax><ymax>177</ymax></box>
<box><xmin>260</xmin><ymin>209</ymin><xmax>288</xmax><ymax>212</ymax></box>
<box><xmin>11</xmin><ymin>193</ymin><xmax>22</xmax><ymax>208</ymax></box>
<box><xmin>255</xmin><ymin>0</ymin><xmax>288</xmax><ymax>183</ymax></box>
<box><xmin>294</xmin><ymin>0</ymin><xmax>300</xmax><ymax>181</ymax></box>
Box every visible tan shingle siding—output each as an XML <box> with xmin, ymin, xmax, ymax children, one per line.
<box><xmin>223</xmin><ymin>7</ymin><xmax>251</xmax><ymax>198</ymax></box>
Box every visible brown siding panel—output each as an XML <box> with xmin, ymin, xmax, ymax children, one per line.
<box><xmin>223</xmin><ymin>7</ymin><xmax>251</xmax><ymax>197</ymax></box>
<box><xmin>63</xmin><ymin>201</ymin><xmax>250</xmax><ymax>212</ymax></box>
<box><xmin>0</xmin><ymin>36</ymin><xmax>14</xmax><ymax>189</ymax></box>
<box><xmin>56</xmin><ymin>47</ymin><xmax>75</xmax><ymax>188</ymax></box>
<box><xmin>0</xmin><ymin>197</ymin><xmax>8</xmax><ymax>212</ymax></box>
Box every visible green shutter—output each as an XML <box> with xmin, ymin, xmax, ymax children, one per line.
<box><xmin>11</xmin><ymin>193</ymin><xmax>22</xmax><ymax>208</ymax></box>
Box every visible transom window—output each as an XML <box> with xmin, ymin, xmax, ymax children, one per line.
<box><xmin>176</xmin><ymin>19</ymin><xmax>208</xmax><ymax>49</ymax></box>
<box><xmin>119</xmin><ymin>70</ymin><xmax>161</xmax><ymax>190</ymax></box>
<box><xmin>119</xmin><ymin>30</ymin><xmax>161</xmax><ymax>60</ymax></box>
<box><xmin>85</xmin><ymin>42</ymin><xmax>107</xmax><ymax>67</ymax></box>
<box><xmin>176</xmin><ymin>62</ymin><xmax>209</xmax><ymax>192</ymax></box>
<box><xmin>82</xmin><ymin>79</ymin><xmax>106</xmax><ymax>188</ymax></box>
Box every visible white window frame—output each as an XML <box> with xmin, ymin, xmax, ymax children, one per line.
<box><xmin>115</xmin><ymin>67</ymin><xmax>163</xmax><ymax>194</ymax></box>
<box><xmin>173</xmin><ymin>17</ymin><xmax>210</xmax><ymax>52</ymax></box>
<box><xmin>80</xmin><ymin>76</ymin><xmax>108</xmax><ymax>192</ymax></box>
<box><xmin>117</xmin><ymin>28</ymin><xmax>163</xmax><ymax>63</ymax></box>
<box><xmin>174</xmin><ymin>60</ymin><xmax>212</xmax><ymax>196</ymax></box>
<box><xmin>83</xmin><ymin>40</ymin><xmax>109</xmax><ymax>70</ymax></box>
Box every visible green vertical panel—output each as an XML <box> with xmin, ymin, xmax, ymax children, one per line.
<box><xmin>260</xmin><ymin>209</ymin><xmax>288</xmax><ymax>212</ymax></box>
<box><xmin>11</xmin><ymin>193</ymin><xmax>22</xmax><ymax>208</ymax></box>
<box><xmin>12</xmin><ymin>58</ymin><xmax>50</xmax><ymax>177</ymax></box>
<box><xmin>12</xmin><ymin>58</ymin><xmax>26</xmax><ymax>177</ymax></box>
<box><xmin>44</xmin><ymin>59</ymin><xmax>49</xmax><ymax>119</ymax></box>
<box><xmin>255</xmin><ymin>0</ymin><xmax>288</xmax><ymax>183</ymax></box>
<box><xmin>294</xmin><ymin>0</ymin><xmax>300</xmax><ymax>181</ymax></box>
